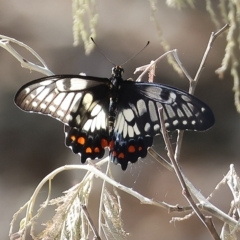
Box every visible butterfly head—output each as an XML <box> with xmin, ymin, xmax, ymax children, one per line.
<box><xmin>112</xmin><ymin>66</ymin><xmax>124</xmax><ymax>78</ymax></box>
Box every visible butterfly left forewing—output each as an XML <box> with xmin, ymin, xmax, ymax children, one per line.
<box><xmin>15</xmin><ymin>75</ymin><xmax>110</xmax><ymax>126</ymax></box>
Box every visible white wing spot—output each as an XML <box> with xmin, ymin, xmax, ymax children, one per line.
<box><xmin>83</xmin><ymin>119</ymin><xmax>92</xmax><ymax>131</ymax></box>
<box><xmin>75</xmin><ymin>114</ymin><xmax>81</xmax><ymax>125</ymax></box>
<box><xmin>118</xmin><ymin>114</ymin><xmax>124</xmax><ymax>133</ymax></box>
<box><xmin>201</xmin><ymin>107</ymin><xmax>206</xmax><ymax>112</ymax></box>
<box><xmin>128</xmin><ymin>125</ymin><xmax>134</xmax><ymax>137</ymax></box>
<box><xmin>96</xmin><ymin>109</ymin><xmax>106</xmax><ymax>130</ymax></box>
<box><xmin>60</xmin><ymin>92</ymin><xmax>75</xmax><ymax>111</ymax></box>
<box><xmin>148</xmin><ymin>101</ymin><xmax>158</xmax><ymax>121</ymax></box>
<box><xmin>65</xmin><ymin>114</ymin><xmax>72</xmax><ymax>121</ymax></box>
<box><xmin>191</xmin><ymin>120</ymin><xmax>196</xmax><ymax>125</ymax></box>
<box><xmin>91</xmin><ymin>104</ymin><xmax>102</xmax><ymax>117</ymax></box>
<box><xmin>115</xmin><ymin>112</ymin><xmax>122</xmax><ymax>130</ymax></box>
<box><xmin>123</xmin><ymin>121</ymin><xmax>128</xmax><ymax>138</ymax></box>
<box><xmin>53</xmin><ymin>93</ymin><xmax>66</xmax><ymax>105</ymax></box>
<box><xmin>182</xmin><ymin>104</ymin><xmax>192</xmax><ymax>118</ymax></box>
<box><xmin>165</xmin><ymin>105</ymin><xmax>176</xmax><ymax>118</ymax></box>
<box><xmin>177</xmin><ymin>109</ymin><xmax>184</xmax><ymax>118</ymax></box>
<box><xmin>144</xmin><ymin>122</ymin><xmax>151</xmax><ymax>132</ymax></box>
<box><xmin>91</xmin><ymin>118</ymin><xmax>97</xmax><ymax>132</ymax></box>
<box><xmin>123</xmin><ymin>109</ymin><xmax>134</xmax><ymax>122</ymax></box>
<box><xmin>40</xmin><ymin>103</ymin><xmax>47</xmax><ymax>109</ymax></box>
<box><xmin>40</xmin><ymin>80</ymin><xmax>53</xmax><ymax>86</ymax></box>
<box><xmin>70</xmin><ymin>93</ymin><xmax>82</xmax><ymax>113</ymax></box>
<box><xmin>154</xmin><ymin>124</ymin><xmax>160</xmax><ymax>132</ymax></box>
<box><xmin>173</xmin><ymin>120</ymin><xmax>179</xmax><ymax>126</ymax></box>
<box><xmin>183</xmin><ymin>120</ymin><xmax>188</xmax><ymax>125</ymax></box>
<box><xmin>25</xmin><ymin>87</ymin><xmax>30</xmax><ymax>94</ymax></box>
<box><xmin>32</xmin><ymin>101</ymin><xmax>37</xmax><ymax>107</ymax></box>
<box><xmin>36</xmin><ymin>88</ymin><xmax>50</xmax><ymax>101</ymax></box>
<box><xmin>137</xmin><ymin>99</ymin><xmax>147</xmax><ymax>116</ymax></box>
<box><xmin>165</xmin><ymin>122</ymin><xmax>170</xmax><ymax>128</ymax></box>
<box><xmin>187</xmin><ymin>103</ymin><xmax>194</xmax><ymax>111</ymax></box>
<box><xmin>49</xmin><ymin>105</ymin><xmax>56</xmax><ymax>112</ymax></box>
<box><xmin>181</xmin><ymin>95</ymin><xmax>191</xmax><ymax>102</ymax></box>
<box><xmin>82</xmin><ymin>93</ymin><xmax>93</xmax><ymax>110</ymax></box>
<box><xmin>45</xmin><ymin>93</ymin><xmax>55</xmax><ymax>103</ymax></box>
<box><xmin>35</xmin><ymin>86</ymin><xmax>44</xmax><ymax>96</ymax></box>
<box><xmin>57</xmin><ymin>110</ymin><xmax>64</xmax><ymax>117</ymax></box>
<box><xmin>170</xmin><ymin>92</ymin><xmax>176</xmax><ymax>100</ymax></box>
<box><xmin>133</xmin><ymin>123</ymin><xmax>140</xmax><ymax>135</ymax></box>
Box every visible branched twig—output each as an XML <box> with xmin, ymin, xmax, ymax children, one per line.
<box><xmin>81</xmin><ymin>205</ymin><xmax>101</xmax><ymax>240</ymax></box>
<box><xmin>98</xmin><ymin>159</ymin><xmax>110</xmax><ymax>238</ymax></box>
<box><xmin>10</xmin><ymin>160</ymin><xmax>174</xmax><ymax>239</ymax></box>
<box><xmin>158</xmin><ymin>107</ymin><xmax>220</xmax><ymax>240</ymax></box>
<box><xmin>172</xmin><ymin>24</ymin><xmax>230</xmax><ymax>163</ymax></box>
<box><xmin>0</xmin><ymin>35</ymin><xmax>53</xmax><ymax>76</ymax></box>
<box><xmin>190</xmin><ymin>23</ymin><xmax>230</xmax><ymax>94</ymax></box>
<box><xmin>135</xmin><ymin>50</ymin><xmax>179</xmax><ymax>82</ymax></box>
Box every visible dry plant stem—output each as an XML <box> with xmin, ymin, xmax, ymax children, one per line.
<box><xmin>10</xmin><ymin>161</ymin><xmax>171</xmax><ymax>239</ymax></box>
<box><xmin>149</xmin><ymin>149</ymin><xmax>239</xmax><ymax>227</ymax></box>
<box><xmin>171</xmin><ymin>24</ymin><xmax>230</xmax><ymax>162</ymax></box>
<box><xmin>0</xmin><ymin>35</ymin><xmax>54</xmax><ymax>76</ymax></box>
<box><xmin>158</xmin><ymin>107</ymin><xmax>220</xmax><ymax>240</ymax></box>
<box><xmin>135</xmin><ymin>50</ymin><xmax>177</xmax><ymax>82</ymax></box>
<box><xmin>148</xmin><ymin>148</ymin><xmax>172</xmax><ymax>171</ymax></box>
<box><xmin>98</xmin><ymin>159</ymin><xmax>111</xmax><ymax>238</ymax></box>
<box><xmin>81</xmin><ymin>205</ymin><xmax>101</xmax><ymax>240</ymax></box>
<box><xmin>190</xmin><ymin>23</ymin><xmax>230</xmax><ymax>94</ymax></box>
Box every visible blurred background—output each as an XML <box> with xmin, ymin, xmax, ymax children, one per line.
<box><xmin>0</xmin><ymin>1</ymin><xmax>239</xmax><ymax>239</ymax></box>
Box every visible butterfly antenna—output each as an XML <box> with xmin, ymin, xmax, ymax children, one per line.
<box><xmin>91</xmin><ymin>37</ymin><xmax>115</xmax><ymax>66</ymax></box>
<box><xmin>120</xmin><ymin>41</ymin><xmax>150</xmax><ymax>66</ymax></box>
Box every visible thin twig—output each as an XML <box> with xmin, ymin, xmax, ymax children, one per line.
<box><xmin>81</xmin><ymin>205</ymin><xmax>101</xmax><ymax>240</ymax></box>
<box><xmin>135</xmin><ymin>50</ymin><xmax>177</xmax><ymax>82</ymax></box>
<box><xmin>0</xmin><ymin>35</ymin><xmax>53</xmax><ymax>76</ymax></box>
<box><xmin>98</xmin><ymin>159</ymin><xmax>111</xmax><ymax>237</ymax></box>
<box><xmin>172</xmin><ymin>24</ymin><xmax>230</xmax><ymax>163</ymax></box>
<box><xmin>10</xmin><ymin>162</ymin><xmax>171</xmax><ymax>239</ymax></box>
<box><xmin>158</xmin><ymin>107</ymin><xmax>220</xmax><ymax>240</ymax></box>
<box><xmin>191</xmin><ymin>23</ymin><xmax>230</xmax><ymax>94</ymax></box>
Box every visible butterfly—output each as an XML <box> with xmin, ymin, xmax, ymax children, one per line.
<box><xmin>15</xmin><ymin>66</ymin><xmax>214</xmax><ymax>170</ymax></box>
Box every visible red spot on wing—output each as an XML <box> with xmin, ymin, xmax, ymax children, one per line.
<box><xmin>118</xmin><ymin>153</ymin><xmax>124</xmax><ymax>159</ymax></box>
<box><xmin>109</xmin><ymin>140</ymin><xmax>114</xmax><ymax>150</ymax></box>
<box><xmin>94</xmin><ymin>147</ymin><xmax>100</xmax><ymax>153</ymax></box>
<box><xmin>71</xmin><ymin>135</ymin><xmax>76</xmax><ymax>141</ymax></box>
<box><xmin>78</xmin><ymin>137</ymin><xmax>85</xmax><ymax>145</ymax></box>
<box><xmin>86</xmin><ymin>147</ymin><xmax>92</xmax><ymax>153</ymax></box>
<box><xmin>101</xmin><ymin>138</ymin><xmax>108</xmax><ymax>148</ymax></box>
<box><xmin>128</xmin><ymin>146</ymin><xmax>136</xmax><ymax>153</ymax></box>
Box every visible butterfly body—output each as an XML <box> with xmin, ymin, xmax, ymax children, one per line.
<box><xmin>15</xmin><ymin>66</ymin><xmax>214</xmax><ymax>170</ymax></box>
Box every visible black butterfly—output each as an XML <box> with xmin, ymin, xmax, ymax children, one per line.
<box><xmin>15</xmin><ymin>66</ymin><xmax>214</xmax><ymax>170</ymax></box>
